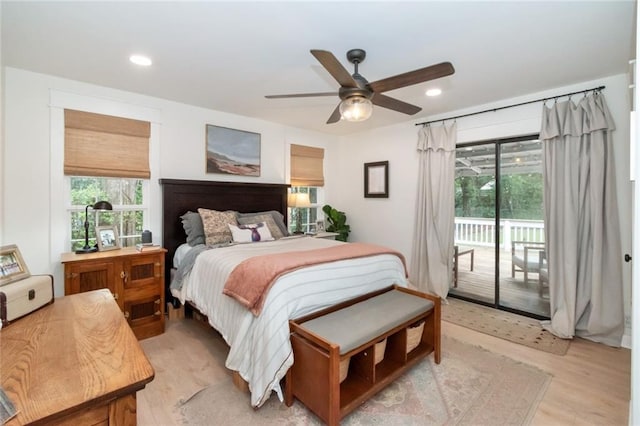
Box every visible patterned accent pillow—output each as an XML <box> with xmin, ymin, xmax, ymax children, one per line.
<box><xmin>237</xmin><ymin>210</ymin><xmax>289</xmax><ymax>237</ymax></box>
<box><xmin>198</xmin><ymin>208</ymin><xmax>237</xmax><ymax>246</ymax></box>
<box><xmin>237</xmin><ymin>213</ymin><xmax>284</xmax><ymax>239</ymax></box>
<box><xmin>228</xmin><ymin>222</ymin><xmax>274</xmax><ymax>243</ymax></box>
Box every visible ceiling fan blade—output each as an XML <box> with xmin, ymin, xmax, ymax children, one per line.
<box><xmin>326</xmin><ymin>104</ymin><xmax>342</xmax><ymax>124</ymax></box>
<box><xmin>265</xmin><ymin>92</ymin><xmax>337</xmax><ymax>99</ymax></box>
<box><xmin>369</xmin><ymin>62</ymin><xmax>455</xmax><ymax>93</ymax></box>
<box><xmin>371</xmin><ymin>93</ymin><xmax>422</xmax><ymax>115</ymax></box>
<box><xmin>311</xmin><ymin>49</ymin><xmax>359</xmax><ymax>88</ymax></box>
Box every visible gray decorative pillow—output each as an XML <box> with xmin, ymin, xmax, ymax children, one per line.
<box><xmin>198</xmin><ymin>208</ymin><xmax>237</xmax><ymax>246</ymax></box>
<box><xmin>237</xmin><ymin>214</ymin><xmax>284</xmax><ymax>239</ymax></box>
<box><xmin>237</xmin><ymin>210</ymin><xmax>289</xmax><ymax>237</ymax></box>
<box><xmin>180</xmin><ymin>211</ymin><xmax>205</xmax><ymax>246</ymax></box>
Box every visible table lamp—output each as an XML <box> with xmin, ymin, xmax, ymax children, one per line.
<box><xmin>288</xmin><ymin>193</ymin><xmax>311</xmax><ymax>234</ymax></box>
<box><xmin>76</xmin><ymin>200</ymin><xmax>113</xmax><ymax>254</ymax></box>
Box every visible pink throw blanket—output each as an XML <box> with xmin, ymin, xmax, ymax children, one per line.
<box><xmin>223</xmin><ymin>242</ymin><xmax>408</xmax><ymax>315</ymax></box>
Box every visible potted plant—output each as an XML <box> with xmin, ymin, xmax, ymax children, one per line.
<box><xmin>322</xmin><ymin>204</ymin><xmax>351</xmax><ymax>242</ymax></box>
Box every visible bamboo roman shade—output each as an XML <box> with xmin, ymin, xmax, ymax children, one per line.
<box><xmin>64</xmin><ymin>109</ymin><xmax>151</xmax><ymax>178</ymax></box>
<box><xmin>290</xmin><ymin>144</ymin><xmax>324</xmax><ymax>187</ymax></box>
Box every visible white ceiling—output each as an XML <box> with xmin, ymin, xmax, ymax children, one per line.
<box><xmin>2</xmin><ymin>1</ymin><xmax>635</xmax><ymax>136</ymax></box>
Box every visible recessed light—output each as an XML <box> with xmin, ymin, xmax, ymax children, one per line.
<box><xmin>129</xmin><ymin>55</ymin><xmax>152</xmax><ymax>66</ymax></box>
<box><xmin>426</xmin><ymin>88</ymin><xmax>442</xmax><ymax>97</ymax></box>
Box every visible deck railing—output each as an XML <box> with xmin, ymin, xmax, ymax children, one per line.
<box><xmin>454</xmin><ymin>217</ymin><xmax>544</xmax><ymax>251</ymax></box>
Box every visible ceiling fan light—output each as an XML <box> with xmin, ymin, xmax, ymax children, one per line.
<box><xmin>339</xmin><ymin>96</ymin><xmax>373</xmax><ymax>122</ymax></box>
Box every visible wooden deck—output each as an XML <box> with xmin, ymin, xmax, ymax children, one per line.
<box><xmin>451</xmin><ymin>245</ymin><xmax>550</xmax><ymax>318</ymax></box>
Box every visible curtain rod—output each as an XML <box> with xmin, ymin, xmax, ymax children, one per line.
<box><xmin>414</xmin><ymin>85</ymin><xmax>605</xmax><ymax>127</ymax></box>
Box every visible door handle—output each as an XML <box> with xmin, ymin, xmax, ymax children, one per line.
<box><xmin>625</xmin><ymin>253</ymin><xmax>632</xmax><ymax>262</ymax></box>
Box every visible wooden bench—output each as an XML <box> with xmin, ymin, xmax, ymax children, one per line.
<box><xmin>285</xmin><ymin>285</ymin><xmax>441</xmax><ymax>425</ymax></box>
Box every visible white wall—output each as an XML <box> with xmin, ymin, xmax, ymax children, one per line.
<box><xmin>331</xmin><ymin>73</ymin><xmax>632</xmax><ymax>338</ymax></box>
<box><xmin>2</xmin><ymin>67</ymin><xmax>338</xmax><ymax>296</ymax></box>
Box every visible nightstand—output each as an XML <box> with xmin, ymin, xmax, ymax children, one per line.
<box><xmin>61</xmin><ymin>246</ymin><xmax>166</xmax><ymax>340</ymax></box>
<box><xmin>313</xmin><ymin>232</ymin><xmax>340</xmax><ymax>240</ymax></box>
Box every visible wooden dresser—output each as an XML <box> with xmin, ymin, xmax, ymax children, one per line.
<box><xmin>61</xmin><ymin>247</ymin><xmax>166</xmax><ymax>340</ymax></box>
<box><xmin>0</xmin><ymin>289</ymin><xmax>155</xmax><ymax>425</ymax></box>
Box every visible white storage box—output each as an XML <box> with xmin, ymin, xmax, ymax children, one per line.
<box><xmin>0</xmin><ymin>275</ymin><xmax>54</xmax><ymax>327</ymax></box>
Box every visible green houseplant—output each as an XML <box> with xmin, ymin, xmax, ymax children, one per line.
<box><xmin>322</xmin><ymin>204</ymin><xmax>351</xmax><ymax>242</ymax></box>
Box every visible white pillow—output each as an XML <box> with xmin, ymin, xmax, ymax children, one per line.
<box><xmin>228</xmin><ymin>222</ymin><xmax>274</xmax><ymax>243</ymax></box>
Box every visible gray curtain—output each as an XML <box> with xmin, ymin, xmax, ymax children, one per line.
<box><xmin>540</xmin><ymin>92</ymin><xmax>623</xmax><ymax>346</ymax></box>
<box><xmin>410</xmin><ymin>123</ymin><xmax>457</xmax><ymax>298</ymax></box>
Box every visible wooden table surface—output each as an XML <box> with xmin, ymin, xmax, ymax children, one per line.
<box><xmin>0</xmin><ymin>289</ymin><xmax>155</xmax><ymax>425</ymax></box>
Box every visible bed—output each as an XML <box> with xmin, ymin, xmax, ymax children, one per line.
<box><xmin>160</xmin><ymin>179</ymin><xmax>409</xmax><ymax>407</ymax></box>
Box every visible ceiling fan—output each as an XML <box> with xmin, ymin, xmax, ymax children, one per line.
<box><xmin>265</xmin><ymin>49</ymin><xmax>455</xmax><ymax>124</ymax></box>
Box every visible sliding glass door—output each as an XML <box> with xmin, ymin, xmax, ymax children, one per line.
<box><xmin>451</xmin><ymin>143</ymin><xmax>497</xmax><ymax>305</ymax></box>
<box><xmin>450</xmin><ymin>135</ymin><xmax>549</xmax><ymax>318</ymax></box>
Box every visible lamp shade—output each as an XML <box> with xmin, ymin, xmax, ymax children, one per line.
<box><xmin>92</xmin><ymin>200</ymin><xmax>113</xmax><ymax>211</ymax></box>
<box><xmin>288</xmin><ymin>193</ymin><xmax>311</xmax><ymax>208</ymax></box>
<box><xmin>339</xmin><ymin>96</ymin><xmax>373</xmax><ymax>122</ymax></box>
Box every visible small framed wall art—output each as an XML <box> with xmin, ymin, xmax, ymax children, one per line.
<box><xmin>206</xmin><ymin>124</ymin><xmax>261</xmax><ymax>176</ymax></box>
<box><xmin>96</xmin><ymin>226</ymin><xmax>121</xmax><ymax>251</ymax></box>
<box><xmin>0</xmin><ymin>244</ymin><xmax>31</xmax><ymax>286</ymax></box>
<box><xmin>364</xmin><ymin>161</ymin><xmax>389</xmax><ymax>198</ymax></box>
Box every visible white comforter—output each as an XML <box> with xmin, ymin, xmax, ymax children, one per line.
<box><xmin>172</xmin><ymin>236</ymin><xmax>408</xmax><ymax>407</ymax></box>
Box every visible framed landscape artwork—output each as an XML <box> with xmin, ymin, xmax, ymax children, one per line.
<box><xmin>206</xmin><ymin>124</ymin><xmax>261</xmax><ymax>176</ymax></box>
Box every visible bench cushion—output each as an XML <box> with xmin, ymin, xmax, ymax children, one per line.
<box><xmin>301</xmin><ymin>289</ymin><xmax>434</xmax><ymax>355</ymax></box>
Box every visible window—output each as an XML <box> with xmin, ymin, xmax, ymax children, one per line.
<box><xmin>288</xmin><ymin>186</ymin><xmax>322</xmax><ymax>234</ymax></box>
<box><xmin>68</xmin><ymin>177</ymin><xmax>148</xmax><ymax>251</ymax></box>
<box><xmin>64</xmin><ymin>109</ymin><xmax>151</xmax><ymax>251</ymax></box>
<box><xmin>289</xmin><ymin>144</ymin><xmax>325</xmax><ymax>234</ymax></box>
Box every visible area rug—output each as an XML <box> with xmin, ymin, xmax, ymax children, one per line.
<box><xmin>442</xmin><ymin>298</ymin><xmax>570</xmax><ymax>355</ymax></box>
<box><xmin>177</xmin><ymin>336</ymin><xmax>551</xmax><ymax>425</ymax></box>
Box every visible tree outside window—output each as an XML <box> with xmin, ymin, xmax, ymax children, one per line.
<box><xmin>69</xmin><ymin>177</ymin><xmax>146</xmax><ymax>251</ymax></box>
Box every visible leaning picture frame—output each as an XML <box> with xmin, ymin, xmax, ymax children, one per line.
<box><xmin>96</xmin><ymin>226</ymin><xmax>121</xmax><ymax>251</ymax></box>
<box><xmin>364</xmin><ymin>161</ymin><xmax>389</xmax><ymax>198</ymax></box>
<box><xmin>0</xmin><ymin>244</ymin><xmax>31</xmax><ymax>286</ymax></box>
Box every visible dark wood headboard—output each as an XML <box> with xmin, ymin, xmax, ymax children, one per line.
<box><xmin>159</xmin><ymin>179</ymin><xmax>290</xmax><ymax>302</ymax></box>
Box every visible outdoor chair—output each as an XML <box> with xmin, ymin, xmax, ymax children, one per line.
<box><xmin>453</xmin><ymin>245</ymin><xmax>474</xmax><ymax>287</ymax></box>
<box><xmin>511</xmin><ymin>240</ymin><xmax>546</xmax><ymax>286</ymax></box>
<box><xmin>538</xmin><ymin>251</ymin><xmax>548</xmax><ymax>297</ymax></box>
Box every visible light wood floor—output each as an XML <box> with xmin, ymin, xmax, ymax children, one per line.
<box><xmin>137</xmin><ymin>317</ymin><xmax>630</xmax><ymax>425</ymax></box>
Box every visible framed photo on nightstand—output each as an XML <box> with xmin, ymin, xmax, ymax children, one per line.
<box><xmin>0</xmin><ymin>244</ymin><xmax>30</xmax><ymax>286</ymax></box>
<box><xmin>96</xmin><ymin>226</ymin><xmax>120</xmax><ymax>251</ymax></box>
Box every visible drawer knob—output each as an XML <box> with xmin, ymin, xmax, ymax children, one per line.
<box><xmin>124</xmin><ymin>311</ymin><xmax>130</xmax><ymax>319</ymax></box>
<box><xmin>154</xmin><ymin>310</ymin><xmax>161</xmax><ymax>316</ymax></box>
